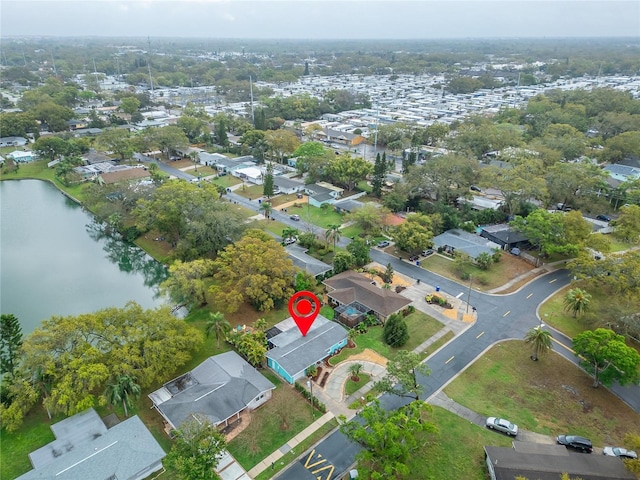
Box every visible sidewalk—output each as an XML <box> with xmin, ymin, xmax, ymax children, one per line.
<box><xmin>246</xmin><ymin>411</ymin><xmax>335</xmax><ymax>478</ymax></box>
<box><xmin>428</xmin><ymin>391</ymin><xmax>556</xmax><ymax>445</ymax></box>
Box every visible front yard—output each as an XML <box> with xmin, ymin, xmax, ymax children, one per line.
<box><xmin>444</xmin><ymin>340</ymin><xmax>640</xmax><ymax>446</ymax></box>
<box><xmin>329</xmin><ymin>311</ymin><xmax>444</xmax><ymax>365</ymax></box>
<box><xmin>416</xmin><ymin>251</ymin><xmax>535</xmax><ymax>292</ymax></box>
<box><xmin>227</xmin><ymin>374</ymin><xmax>323</xmax><ymax>471</ymax></box>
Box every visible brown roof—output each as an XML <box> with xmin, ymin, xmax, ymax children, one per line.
<box><xmin>323</xmin><ymin>271</ymin><xmax>411</xmax><ymax>317</ymax></box>
<box><xmin>100</xmin><ymin>168</ymin><xmax>150</xmax><ymax>184</ymax></box>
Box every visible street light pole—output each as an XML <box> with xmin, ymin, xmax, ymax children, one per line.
<box><xmin>466</xmin><ymin>274</ymin><xmax>473</xmax><ymax>313</ymax></box>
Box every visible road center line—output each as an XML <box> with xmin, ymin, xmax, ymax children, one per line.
<box><xmin>456</xmin><ymin>292</ymin><xmax>464</xmax><ymax>298</ymax></box>
<box><xmin>549</xmin><ymin>278</ymin><xmax>557</xmax><ymax>284</ymax></box>
<box><xmin>526</xmin><ymin>293</ymin><xmax>533</xmax><ymax>299</ymax></box>
<box><xmin>445</xmin><ymin>356</ymin><xmax>455</xmax><ymax>364</ymax></box>
<box><xmin>503</xmin><ymin>311</ymin><xmax>511</xmax><ymax>317</ymax></box>
<box><xmin>476</xmin><ymin>331</ymin><xmax>484</xmax><ymax>339</ymax></box>
<box><xmin>550</xmin><ymin>336</ymin><xmax>577</xmax><ymax>355</ymax></box>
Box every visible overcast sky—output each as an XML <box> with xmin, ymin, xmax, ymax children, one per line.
<box><xmin>1</xmin><ymin>0</ymin><xmax>638</xmax><ymax>39</ymax></box>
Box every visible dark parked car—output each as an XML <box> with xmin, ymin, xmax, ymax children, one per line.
<box><xmin>596</xmin><ymin>214</ymin><xmax>611</xmax><ymax>222</ymax></box>
<box><xmin>603</xmin><ymin>446</ymin><xmax>638</xmax><ymax>459</ymax></box>
<box><xmin>470</xmin><ymin>185</ymin><xmax>482</xmax><ymax>192</ymax></box>
<box><xmin>556</xmin><ymin>435</ymin><xmax>593</xmax><ymax>453</ymax></box>
<box><xmin>377</xmin><ymin>240</ymin><xmax>390</xmax><ymax>248</ymax></box>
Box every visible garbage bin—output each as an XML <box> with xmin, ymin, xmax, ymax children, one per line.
<box><xmin>416</xmin><ymin>261</ymin><xmax>420</xmax><ymax>266</ymax></box>
<box><xmin>436</xmin><ymin>285</ymin><xmax>440</xmax><ymax>292</ymax></box>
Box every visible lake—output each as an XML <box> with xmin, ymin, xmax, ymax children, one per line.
<box><xmin>0</xmin><ymin>179</ymin><xmax>167</xmax><ymax>335</ymax></box>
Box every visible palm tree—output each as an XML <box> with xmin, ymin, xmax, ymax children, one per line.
<box><xmin>305</xmin><ymin>364</ymin><xmax>318</xmax><ymax>379</ymax></box>
<box><xmin>105</xmin><ymin>374</ymin><xmax>141</xmax><ymax>417</ymax></box>
<box><xmin>563</xmin><ymin>288</ymin><xmax>592</xmax><ymax>318</ymax></box>
<box><xmin>524</xmin><ymin>327</ymin><xmax>552</xmax><ymax>361</ymax></box>
<box><xmin>325</xmin><ymin>224</ymin><xmax>342</xmax><ymax>252</ymax></box>
<box><xmin>282</xmin><ymin>227</ymin><xmax>299</xmax><ymax>241</ymax></box>
<box><xmin>348</xmin><ymin>363</ymin><xmax>364</xmax><ymax>382</ymax></box>
<box><xmin>206</xmin><ymin>311</ymin><xmax>231</xmax><ymax>348</ymax></box>
<box><xmin>259</xmin><ymin>201</ymin><xmax>273</xmax><ymax>219</ymax></box>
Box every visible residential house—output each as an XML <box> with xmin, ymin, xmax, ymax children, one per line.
<box><xmin>234</xmin><ymin>165</ymin><xmax>264</xmax><ymax>184</ymax></box>
<box><xmin>266</xmin><ymin>316</ymin><xmax>348</xmax><ymax>384</ymax></box>
<box><xmin>323</xmin><ymin>270</ymin><xmax>412</xmax><ymax>327</ymax></box>
<box><xmin>317</xmin><ymin>128</ymin><xmax>365</xmax><ymax>147</ymax></box>
<box><xmin>603</xmin><ymin>164</ymin><xmax>640</xmax><ymax>183</ymax></box>
<box><xmin>65</xmin><ymin>119</ymin><xmax>88</xmax><ymax>131</ymax></box>
<box><xmin>484</xmin><ymin>443</ymin><xmax>635</xmax><ymax>480</ymax></box>
<box><xmin>73</xmin><ymin>128</ymin><xmax>103</xmax><ymax>138</ymax></box>
<box><xmin>480</xmin><ymin>224</ymin><xmax>529</xmax><ymax>251</ymax></box>
<box><xmin>99</xmin><ymin>167</ymin><xmax>151</xmax><ymax>185</ymax></box>
<box><xmin>0</xmin><ymin>136</ymin><xmax>28</xmax><ymax>147</ymax></box>
<box><xmin>7</xmin><ymin>150</ymin><xmax>35</xmax><ymax>163</ymax></box>
<box><xmin>285</xmin><ymin>244</ymin><xmax>332</xmax><ymax>278</ymax></box>
<box><xmin>149</xmin><ymin>351</ymin><xmax>275</xmax><ymax>431</ymax></box>
<box><xmin>332</xmin><ymin>197</ymin><xmax>365</xmax><ymax>214</ymax></box>
<box><xmin>82</xmin><ymin>149</ymin><xmax>113</xmax><ymax>165</ymax></box>
<box><xmin>433</xmin><ymin>229</ymin><xmax>501</xmax><ymax>259</ymax></box>
<box><xmin>273</xmin><ymin>176</ymin><xmax>305</xmax><ymax>195</ymax></box>
<box><xmin>17</xmin><ymin>408</ymin><xmax>165</xmax><ymax>480</ymax></box>
<box><xmin>305</xmin><ymin>182</ymin><xmax>344</xmax><ymax>208</ymax></box>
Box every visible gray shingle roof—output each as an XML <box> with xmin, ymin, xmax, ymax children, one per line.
<box><xmin>433</xmin><ymin>229</ymin><xmax>500</xmax><ymax>259</ymax></box>
<box><xmin>267</xmin><ymin>315</ymin><xmax>347</xmax><ymax>379</ymax></box>
<box><xmin>149</xmin><ymin>351</ymin><xmax>275</xmax><ymax>429</ymax></box>
<box><xmin>285</xmin><ymin>245</ymin><xmax>332</xmax><ymax>277</ymax></box>
<box><xmin>18</xmin><ymin>410</ymin><xmax>165</xmax><ymax>480</ymax></box>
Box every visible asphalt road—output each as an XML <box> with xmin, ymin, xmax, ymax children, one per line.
<box><xmin>275</xmin><ymin>252</ymin><xmax>640</xmax><ymax>479</ymax></box>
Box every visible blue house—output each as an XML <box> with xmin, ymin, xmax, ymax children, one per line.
<box><xmin>267</xmin><ymin>315</ymin><xmax>348</xmax><ymax>384</ymax></box>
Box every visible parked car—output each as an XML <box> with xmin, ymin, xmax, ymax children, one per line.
<box><xmin>485</xmin><ymin>417</ymin><xmax>518</xmax><ymax>437</ymax></box>
<box><xmin>603</xmin><ymin>446</ymin><xmax>638</xmax><ymax>459</ymax></box>
<box><xmin>290</xmin><ymin>214</ymin><xmax>301</xmax><ymax>221</ymax></box>
<box><xmin>421</xmin><ymin>249</ymin><xmax>435</xmax><ymax>257</ymax></box>
<box><xmin>377</xmin><ymin>240</ymin><xmax>390</xmax><ymax>248</ymax></box>
<box><xmin>283</xmin><ymin>237</ymin><xmax>296</xmax><ymax>245</ymax></box>
<box><xmin>470</xmin><ymin>185</ymin><xmax>482</xmax><ymax>192</ymax></box>
<box><xmin>596</xmin><ymin>214</ymin><xmax>611</xmax><ymax>222</ymax></box>
<box><xmin>556</xmin><ymin>435</ymin><xmax>593</xmax><ymax>453</ymax></box>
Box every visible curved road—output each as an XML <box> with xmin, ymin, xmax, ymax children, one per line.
<box><xmin>275</xmin><ymin>251</ymin><xmax>640</xmax><ymax>479</ymax></box>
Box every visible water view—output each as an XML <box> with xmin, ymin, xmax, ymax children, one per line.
<box><xmin>0</xmin><ymin>180</ymin><xmax>167</xmax><ymax>335</ymax></box>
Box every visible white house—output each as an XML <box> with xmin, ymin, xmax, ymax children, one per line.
<box><xmin>8</xmin><ymin>150</ymin><xmax>36</xmax><ymax>163</ymax></box>
<box><xmin>0</xmin><ymin>136</ymin><xmax>28</xmax><ymax>147</ymax></box>
<box><xmin>234</xmin><ymin>166</ymin><xmax>264</xmax><ymax>184</ymax></box>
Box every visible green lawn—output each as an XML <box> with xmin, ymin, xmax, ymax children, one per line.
<box><xmin>407</xmin><ymin>406</ymin><xmax>513</xmax><ymax>480</ymax></box>
<box><xmin>345</xmin><ymin>373</ymin><xmax>371</xmax><ymax>396</ymax></box>
<box><xmin>339</xmin><ymin>224</ymin><xmax>364</xmax><ymax>239</ymax></box>
<box><xmin>417</xmin><ymin>251</ymin><xmax>534</xmax><ymax>291</ymax></box>
<box><xmin>253</xmin><ymin>419</ymin><xmax>339</xmax><ymax>480</ymax></box>
<box><xmin>1</xmin><ymin>409</ymin><xmax>58</xmax><ymax>480</ymax></box>
<box><xmin>329</xmin><ymin>311</ymin><xmax>444</xmax><ymax>365</ymax></box>
<box><xmin>443</xmin><ymin>340</ymin><xmax>640</xmax><ymax>445</ymax></box>
<box><xmin>233</xmin><ymin>183</ymin><xmax>264</xmax><ymax>199</ymax></box>
<box><xmin>227</xmin><ymin>383</ymin><xmax>322</xmax><ymax>471</ymax></box>
<box><xmin>211</xmin><ymin>175</ymin><xmax>242</xmax><ymax>188</ymax></box>
<box><xmin>298</xmin><ymin>205</ymin><xmax>346</xmax><ymax>229</ymax></box>
<box><xmin>609</xmin><ymin>238</ymin><xmax>636</xmax><ymax>252</ymax></box>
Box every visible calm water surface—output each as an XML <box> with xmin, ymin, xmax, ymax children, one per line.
<box><xmin>1</xmin><ymin>180</ymin><xmax>167</xmax><ymax>335</ymax></box>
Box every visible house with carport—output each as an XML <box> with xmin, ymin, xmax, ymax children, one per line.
<box><xmin>323</xmin><ymin>270</ymin><xmax>412</xmax><ymax>327</ymax></box>
<box><xmin>266</xmin><ymin>316</ymin><xmax>348</xmax><ymax>384</ymax></box>
<box><xmin>305</xmin><ymin>182</ymin><xmax>344</xmax><ymax>208</ymax></box>
<box><xmin>148</xmin><ymin>351</ymin><xmax>275</xmax><ymax>432</ymax></box>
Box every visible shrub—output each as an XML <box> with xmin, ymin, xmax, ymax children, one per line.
<box><xmin>383</xmin><ymin>313</ymin><xmax>409</xmax><ymax>347</ymax></box>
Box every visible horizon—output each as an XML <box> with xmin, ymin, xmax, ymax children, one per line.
<box><xmin>1</xmin><ymin>1</ymin><xmax>638</xmax><ymax>39</ymax></box>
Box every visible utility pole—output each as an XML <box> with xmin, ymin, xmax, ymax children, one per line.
<box><xmin>250</xmin><ymin>75</ymin><xmax>255</xmax><ymax>126</ymax></box>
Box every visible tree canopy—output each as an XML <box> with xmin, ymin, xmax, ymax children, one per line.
<box><xmin>572</xmin><ymin>328</ymin><xmax>640</xmax><ymax>388</ymax></box>
<box><xmin>1</xmin><ymin>302</ymin><xmax>202</xmax><ymax>430</ymax></box>
<box><xmin>209</xmin><ymin>229</ymin><xmax>297</xmax><ymax>313</ymax></box>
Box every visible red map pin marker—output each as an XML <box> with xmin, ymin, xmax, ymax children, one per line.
<box><xmin>288</xmin><ymin>291</ymin><xmax>321</xmax><ymax>337</ymax></box>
